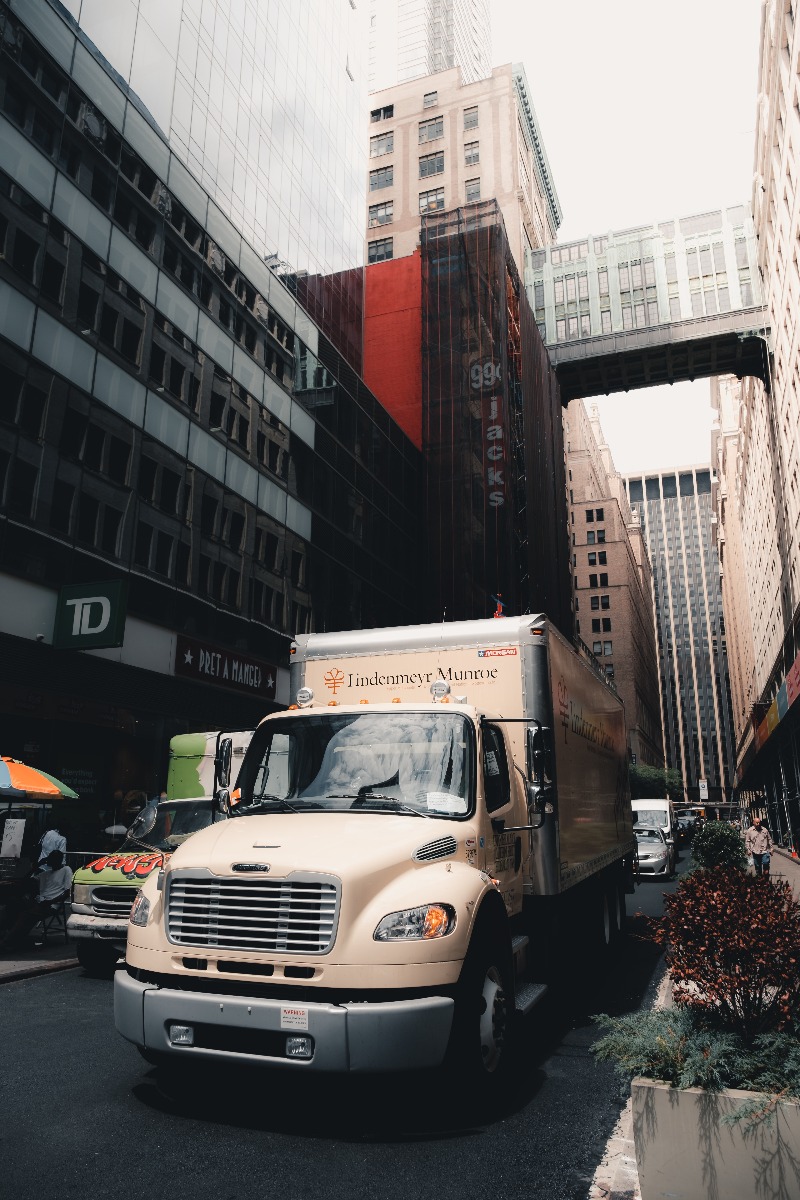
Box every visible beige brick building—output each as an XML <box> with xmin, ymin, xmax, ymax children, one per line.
<box><xmin>366</xmin><ymin>63</ymin><xmax>561</xmax><ymax>277</ymax></box>
<box><xmin>565</xmin><ymin>401</ymin><xmax>663</xmax><ymax>766</ymax></box>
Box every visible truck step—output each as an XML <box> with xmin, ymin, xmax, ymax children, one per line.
<box><xmin>511</xmin><ymin>934</ymin><xmax>529</xmax><ymax>956</ymax></box>
<box><xmin>515</xmin><ymin>981</ymin><xmax>548</xmax><ymax>1015</ymax></box>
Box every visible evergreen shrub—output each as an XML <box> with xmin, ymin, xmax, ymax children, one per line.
<box><xmin>690</xmin><ymin>820</ymin><xmax>747</xmax><ymax>870</ymax></box>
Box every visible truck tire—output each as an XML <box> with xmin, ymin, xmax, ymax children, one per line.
<box><xmin>76</xmin><ymin>941</ymin><xmax>121</xmax><ymax>977</ymax></box>
<box><xmin>448</xmin><ymin>923</ymin><xmax>515</xmax><ymax>1084</ymax></box>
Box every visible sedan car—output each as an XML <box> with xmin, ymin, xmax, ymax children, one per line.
<box><xmin>635</xmin><ymin>825</ymin><xmax>675</xmax><ymax>877</ymax></box>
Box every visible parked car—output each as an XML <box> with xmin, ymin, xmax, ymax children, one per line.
<box><xmin>634</xmin><ymin>825</ymin><xmax>675</xmax><ymax>877</ymax></box>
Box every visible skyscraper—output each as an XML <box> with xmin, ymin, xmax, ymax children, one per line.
<box><xmin>369</xmin><ymin>0</ymin><xmax>492</xmax><ymax>92</ymax></box>
<box><xmin>624</xmin><ymin>467</ymin><xmax>736</xmax><ymax>808</ymax></box>
<box><xmin>565</xmin><ymin>401</ymin><xmax>662</xmax><ymax>767</ymax></box>
<box><xmin>56</xmin><ymin>0</ymin><xmax>368</xmax><ymax>367</ymax></box>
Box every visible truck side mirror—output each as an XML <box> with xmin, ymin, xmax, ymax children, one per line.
<box><xmin>526</xmin><ymin>723</ymin><xmax>553</xmax><ymax>787</ymax></box>
<box><xmin>216</xmin><ymin>737</ymin><xmax>232</xmax><ymax>790</ymax></box>
<box><xmin>216</xmin><ymin>788</ymin><xmax>231</xmax><ymax>816</ymax></box>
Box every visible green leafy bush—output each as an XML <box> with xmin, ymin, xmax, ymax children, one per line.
<box><xmin>629</xmin><ymin>763</ymin><xmax>683</xmax><ymax>801</ymax></box>
<box><xmin>593</xmin><ymin>1009</ymin><xmax>800</xmax><ymax>1100</ymax></box>
<box><xmin>690</xmin><ymin>820</ymin><xmax>747</xmax><ymax>870</ymax></box>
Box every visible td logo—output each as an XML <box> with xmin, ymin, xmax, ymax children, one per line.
<box><xmin>53</xmin><ymin>580</ymin><xmax>128</xmax><ymax>650</ymax></box>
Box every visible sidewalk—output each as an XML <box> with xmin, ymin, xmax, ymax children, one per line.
<box><xmin>0</xmin><ymin>939</ymin><xmax>79</xmax><ymax>985</ymax></box>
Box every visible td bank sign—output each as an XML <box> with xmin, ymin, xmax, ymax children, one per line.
<box><xmin>53</xmin><ymin>581</ymin><xmax>128</xmax><ymax>650</ymax></box>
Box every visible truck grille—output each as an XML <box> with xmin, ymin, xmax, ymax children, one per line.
<box><xmin>166</xmin><ymin>873</ymin><xmax>340</xmax><ymax>954</ymax></box>
<box><xmin>91</xmin><ymin>886</ymin><xmax>140</xmax><ymax>916</ymax></box>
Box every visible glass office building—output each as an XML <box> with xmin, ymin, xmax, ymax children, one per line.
<box><xmin>0</xmin><ymin>1</ymin><xmax>421</xmax><ymax>828</ymax></box>
<box><xmin>55</xmin><ymin>0</ymin><xmax>368</xmax><ymax>370</ymax></box>
<box><xmin>624</xmin><ymin>467</ymin><xmax>736</xmax><ymax>806</ymax></box>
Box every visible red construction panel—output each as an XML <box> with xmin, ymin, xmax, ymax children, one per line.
<box><xmin>364</xmin><ymin>253</ymin><xmax>423</xmax><ymax>450</ymax></box>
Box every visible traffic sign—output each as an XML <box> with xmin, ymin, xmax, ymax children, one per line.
<box><xmin>699</xmin><ymin>779</ymin><xmax>708</xmax><ymax>800</ymax></box>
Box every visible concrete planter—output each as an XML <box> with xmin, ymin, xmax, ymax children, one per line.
<box><xmin>632</xmin><ymin>1077</ymin><xmax>800</xmax><ymax>1200</ymax></box>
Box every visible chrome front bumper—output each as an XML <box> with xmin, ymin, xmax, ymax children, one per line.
<box><xmin>68</xmin><ymin>913</ymin><xmax>129</xmax><ymax>942</ymax></box>
<box><xmin>115</xmin><ymin>970</ymin><xmax>454</xmax><ymax>1072</ymax></box>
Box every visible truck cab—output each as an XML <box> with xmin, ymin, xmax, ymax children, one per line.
<box><xmin>69</xmin><ymin>730</ymin><xmax>251</xmax><ymax>974</ymax></box>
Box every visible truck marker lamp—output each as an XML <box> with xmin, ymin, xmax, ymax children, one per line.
<box><xmin>288</xmin><ymin>704</ymin><xmax>299</xmax><ymax>710</ymax></box>
<box><xmin>359</xmin><ymin>698</ymin><xmax>369</xmax><ymax>704</ymax></box>
<box><xmin>72</xmin><ymin>884</ymin><xmax>91</xmax><ymax>905</ymax></box>
<box><xmin>130</xmin><ymin>892</ymin><xmax>151</xmax><ymax>927</ymax></box>
<box><xmin>391</xmin><ymin>697</ymin><xmax>402</xmax><ymax>703</ymax></box>
<box><xmin>373</xmin><ymin>903</ymin><xmax>456</xmax><ymax>941</ymax></box>
<box><xmin>169</xmin><ymin>1024</ymin><xmax>194</xmax><ymax>1046</ymax></box>
<box><xmin>328</xmin><ymin>700</ymin><xmax>338</xmax><ymax>706</ymax></box>
<box><xmin>296</xmin><ymin>687</ymin><xmax>314</xmax><ymax>707</ymax></box>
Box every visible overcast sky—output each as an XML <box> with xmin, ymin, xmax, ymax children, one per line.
<box><xmin>492</xmin><ymin>0</ymin><xmax>763</xmax><ymax>473</ymax></box>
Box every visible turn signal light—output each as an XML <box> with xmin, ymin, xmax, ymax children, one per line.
<box><xmin>422</xmin><ymin>905</ymin><xmax>452</xmax><ymax>938</ymax></box>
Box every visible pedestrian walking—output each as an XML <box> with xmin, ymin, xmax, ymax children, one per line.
<box><xmin>744</xmin><ymin>816</ymin><xmax>774</xmax><ymax>876</ymax></box>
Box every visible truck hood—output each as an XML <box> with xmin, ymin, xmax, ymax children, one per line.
<box><xmin>165</xmin><ymin>812</ymin><xmax>475</xmax><ymax>880</ymax></box>
<box><xmin>74</xmin><ymin>850</ymin><xmax>167</xmax><ymax>885</ymax></box>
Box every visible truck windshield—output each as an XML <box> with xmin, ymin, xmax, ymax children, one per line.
<box><xmin>634</xmin><ymin>808</ymin><xmax>668</xmax><ymax>827</ymax></box>
<box><xmin>235</xmin><ymin>711</ymin><xmax>473</xmax><ymax>819</ymax></box>
<box><xmin>123</xmin><ymin>800</ymin><xmax>215</xmax><ymax>851</ymax></box>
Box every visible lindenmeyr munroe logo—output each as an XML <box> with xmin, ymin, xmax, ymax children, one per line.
<box><xmin>232</xmin><ymin>863</ymin><xmax>271</xmax><ymax>873</ymax></box>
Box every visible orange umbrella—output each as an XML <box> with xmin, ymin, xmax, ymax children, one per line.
<box><xmin>0</xmin><ymin>757</ymin><xmax>79</xmax><ymax>800</ymax></box>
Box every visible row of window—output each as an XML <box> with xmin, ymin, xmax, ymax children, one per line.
<box><xmin>368</xmin><ymin>143</ymin><xmax>480</xmax><ymax>187</ymax></box>
<box><xmin>368</xmin><ymin>180</ymin><xmax>481</xmax><ymax>231</ymax></box>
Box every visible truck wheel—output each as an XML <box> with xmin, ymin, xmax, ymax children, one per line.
<box><xmin>76</xmin><ymin>941</ymin><xmax>121</xmax><ymax>977</ymax></box>
<box><xmin>449</xmin><ymin>928</ymin><xmax>514</xmax><ymax>1083</ymax></box>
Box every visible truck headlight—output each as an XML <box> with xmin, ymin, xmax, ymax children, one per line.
<box><xmin>374</xmin><ymin>904</ymin><xmax>455</xmax><ymax>941</ymax></box>
<box><xmin>129</xmin><ymin>892</ymin><xmax>151</xmax><ymax>927</ymax></box>
<box><xmin>72</xmin><ymin>884</ymin><xmax>92</xmax><ymax>905</ymax></box>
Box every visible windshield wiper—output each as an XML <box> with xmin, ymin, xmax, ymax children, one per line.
<box><xmin>238</xmin><ymin>795</ymin><xmax>300</xmax><ymax>815</ymax></box>
<box><xmin>354</xmin><ymin>795</ymin><xmax>432</xmax><ymax>817</ymax></box>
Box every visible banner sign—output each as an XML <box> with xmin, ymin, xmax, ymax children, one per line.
<box><xmin>175</xmin><ymin>634</ymin><xmax>276</xmax><ymax>700</ymax></box>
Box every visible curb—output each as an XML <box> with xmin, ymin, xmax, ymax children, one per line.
<box><xmin>0</xmin><ymin>957</ymin><xmax>79</xmax><ymax>985</ymax></box>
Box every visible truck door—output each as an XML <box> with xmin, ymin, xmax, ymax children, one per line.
<box><xmin>482</xmin><ymin>724</ymin><xmax>523</xmax><ymax>916</ymax></box>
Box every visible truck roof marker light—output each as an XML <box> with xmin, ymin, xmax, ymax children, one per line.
<box><xmin>288</xmin><ymin>704</ymin><xmax>299</xmax><ymax>710</ymax></box>
<box><xmin>532</xmin><ymin>628</ymin><xmax>544</xmax><ymax>637</ymax></box>
<box><xmin>296</xmin><ymin>687</ymin><xmax>314</xmax><ymax>708</ymax></box>
<box><xmin>359</xmin><ymin>698</ymin><xmax>369</xmax><ymax>704</ymax></box>
<box><xmin>391</xmin><ymin>697</ymin><xmax>402</xmax><ymax>703</ymax></box>
<box><xmin>328</xmin><ymin>700</ymin><xmax>338</xmax><ymax>706</ymax></box>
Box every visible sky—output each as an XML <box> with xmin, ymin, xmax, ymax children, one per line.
<box><xmin>492</xmin><ymin>0</ymin><xmax>763</xmax><ymax>473</ymax></box>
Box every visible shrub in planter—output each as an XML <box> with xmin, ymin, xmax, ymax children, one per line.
<box><xmin>654</xmin><ymin>865</ymin><xmax>800</xmax><ymax>1039</ymax></box>
<box><xmin>690</xmin><ymin>819</ymin><xmax>747</xmax><ymax>870</ymax></box>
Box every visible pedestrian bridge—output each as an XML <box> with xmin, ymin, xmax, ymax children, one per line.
<box><xmin>525</xmin><ymin>206</ymin><xmax>770</xmax><ymax>402</ymax></box>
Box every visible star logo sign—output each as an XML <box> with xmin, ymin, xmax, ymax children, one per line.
<box><xmin>183</xmin><ymin>647</ymin><xmax>194</xmax><ymax>665</ymax></box>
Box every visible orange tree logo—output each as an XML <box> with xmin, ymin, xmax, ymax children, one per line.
<box><xmin>324</xmin><ymin>667</ymin><xmax>345</xmax><ymax>694</ymax></box>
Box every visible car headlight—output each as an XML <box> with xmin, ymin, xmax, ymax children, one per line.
<box><xmin>72</xmin><ymin>884</ymin><xmax>92</xmax><ymax>905</ymax></box>
<box><xmin>129</xmin><ymin>892</ymin><xmax>151</xmax><ymax>927</ymax></box>
<box><xmin>374</xmin><ymin>904</ymin><xmax>456</xmax><ymax>941</ymax></box>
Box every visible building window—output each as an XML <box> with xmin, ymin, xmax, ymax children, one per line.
<box><xmin>603</xmin><ymin>641</ymin><xmax>612</xmax><ymax>656</ymax></box>
<box><xmin>370</xmin><ymin>104</ymin><xmax>394</xmax><ymax>122</ymax></box>
<box><xmin>464</xmin><ymin>106</ymin><xmax>478</xmax><ymax>130</ymax></box>
<box><xmin>368</xmin><ymin>237</ymin><xmax>393</xmax><ymax>263</ymax></box>
<box><xmin>597</xmin><ymin>528</ymin><xmax>606</xmax><ymax>543</ymax></box>
<box><xmin>589</xmin><ymin>573</ymin><xmax>598</xmax><ymax>588</ymax></box>
<box><xmin>604</xmin><ymin>664</ymin><xmax>615</xmax><ymax>679</ymax></box>
<box><xmin>465</xmin><ymin>178</ymin><xmax>481</xmax><ymax>203</ymax></box>
<box><xmin>578</xmin><ymin>273</ymin><xmax>589</xmax><ymax>300</ymax></box>
<box><xmin>419</xmin><ymin>151</ymin><xmax>444</xmax><ymax>178</ymax></box>
<box><xmin>601</xmin><ymin>595</ymin><xmax>610</xmax><ymax>610</ymax></box>
<box><xmin>592</xmin><ymin>619</ymin><xmax>601</xmax><ymax>633</ymax></box>
<box><xmin>464</xmin><ymin>141</ymin><xmax>480</xmax><ymax>166</ymax></box>
<box><xmin>593</xmin><ymin>641</ymin><xmax>602</xmax><ymax>655</ymax></box>
<box><xmin>601</xmin><ymin>310</ymin><xmax>612</xmax><ymax>333</ymax></box>
<box><xmin>369</xmin><ymin>131</ymin><xmax>394</xmax><ymax>157</ymax></box>
<box><xmin>556</xmin><ymin>318</ymin><xmax>566</xmax><ymax>341</ymax></box>
<box><xmin>588</xmin><ymin>552</ymin><xmax>596</xmax><ymax>565</ymax></box>
<box><xmin>369</xmin><ymin>166</ymin><xmax>393</xmax><ymax>190</ymax></box>
<box><xmin>554</xmin><ymin>279</ymin><xmax>564</xmax><ymax>304</ymax></box>
<box><xmin>598</xmin><ymin>551</ymin><xmax>607</xmax><ymax>565</ymax></box>
<box><xmin>602</xmin><ymin>618</ymin><xmax>611</xmax><ymax>632</ymax></box>
<box><xmin>591</xmin><ymin>596</ymin><xmax>600</xmax><ymax>610</ymax></box>
<box><xmin>419</xmin><ymin>116</ymin><xmax>444</xmax><ymax>143</ymax></box>
<box><xmin>598</xmin><ymin>268</ymin><xmax>609</xmax><ymax>295</ymax></box>
<box><xmin>595</xmin><ymin>507</ymin><xmax>604</xmax><ymax>520</ymax></box>
<box><xmin>423</xmin><ymin>91</ymin><xmax>438</xmax><ymax>108</ymax></box>
<box><xmin>586</xmin><ymin>509</ymin><xmax>594</xmax><ymax>522</ymax></box>
<box><xmin>599</xmin><ymin>572</ymin><xmax>608</xmax><ymax>586</ymax></box>
<box><xmin>419</xmin><ymin>187</ymin><xmax>445</xmax><ymax>213</ymax></box>
<box><xmin>368</xmin><ymin>200</ymin><xmax>393</xmax><ymax>227</ymax></box>
<box><xmin>587</xmin><ymin>531</ymin><xmax>596</xmax><ymax>545</ymax></box>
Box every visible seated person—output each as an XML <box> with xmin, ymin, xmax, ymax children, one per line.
<box><xmin>0</xmin><ymin>850</ymin><xmax>73</xmax><ymax>950</ymax></box>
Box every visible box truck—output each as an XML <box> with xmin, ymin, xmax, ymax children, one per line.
<box><xmin>115</xmin><ymin>617</ymin><xmax>634</xmax><ymax>1080</ymax></box>
<box><xmin>69</xmin><ymin>730</ymin><xmax>251</xmax><ymax>974</ymax></box>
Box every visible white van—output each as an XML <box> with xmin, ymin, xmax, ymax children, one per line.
<box><xmin>631</xmin><ymin>798</ymin><xmax>677</xmax><ymax>847</ymax></box>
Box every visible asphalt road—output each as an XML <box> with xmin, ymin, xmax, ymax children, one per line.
<box><xmin>0</xmin><ymin>849</ymin><xmax>691</xmax><ymax>1200</ymax></box>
